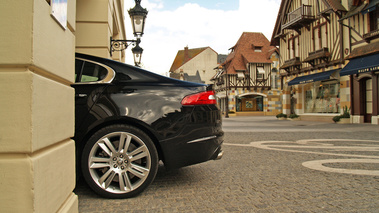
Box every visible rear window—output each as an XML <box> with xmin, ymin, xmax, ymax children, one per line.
<box><xmin>75</xmin><ymin>59</ymin><xmax>113</xmax><ymax>83</ymax></box>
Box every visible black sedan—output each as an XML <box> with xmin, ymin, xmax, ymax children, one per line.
<box><xmin>72</xmin><ymin>53</ymin><xmax>224</xmax><ymax>198</ymax></box>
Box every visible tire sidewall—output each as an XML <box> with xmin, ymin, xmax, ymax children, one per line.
<box><xmin>81</xmin><ymin>124</ymin><xmax>158</xmax><ymax>199</ymax></box>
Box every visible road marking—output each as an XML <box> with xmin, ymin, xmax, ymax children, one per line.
<box><xmin>302</xmin><ymin>159</ymin><xmax>379</xmax><ymax>176</ymax></box>
<box><xmin>224</xmin><ymin>139</ymin><xmax>379</xmax><ymax>176</ymax></box>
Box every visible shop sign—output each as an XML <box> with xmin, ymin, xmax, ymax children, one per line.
<box><xmin>358</xmin><ymin>66</ymin><xmax>379</xmax><ymax>74</ymax></box>
<box><xmin>299</xmin><ymin>79</ymin><xmax>314</xmax><ymax>84</ymax></box>
<box><xmin>51</xmin><ymin>0</ymin><xmax>67</xmax><ymax>29</ymax></box>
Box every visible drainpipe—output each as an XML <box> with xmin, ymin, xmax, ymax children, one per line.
<box><xmin>225</xmin><ymin>71</ymin><xmax>229</xmax><ymax>118</ymax></box>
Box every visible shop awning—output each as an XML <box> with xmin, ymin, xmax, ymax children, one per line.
<box><xmin>257</xmin><ymin>67</ymin><xmax>265</xmax><ymax>74</ymax></box>
<box><xmin>339</xmin><ymin>54</ymin><xmax>379</xmax><ymax>76</ymax></box>
<box><xmin>237</xmin><ymin>72</ymin><xmax>244</xmax><ymax>79</ymax></box>
<box><xmin>362</xmin><ymin>0</ymin><xmax>378</xmax><ymax>14</ymax></box>
<box><xmin>288</xmin><ymin>69</ymin><xmax>339</xmax><ymax>86</ymax></box>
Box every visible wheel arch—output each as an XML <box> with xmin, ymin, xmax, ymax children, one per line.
<box><xmin>76</xmin><ymin>117</ymin><xmax>165</xmax><ymax>164</ymax></box>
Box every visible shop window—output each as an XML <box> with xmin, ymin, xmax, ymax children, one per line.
<box><xmin>304</xmin><ymin>81</ymin><xmax>340</xmax><ymax>113</ymax></box>
<box><xmin>236</xmin><ymin>95</ymin><xmax>263</xmax><ymax>112</ymax></box>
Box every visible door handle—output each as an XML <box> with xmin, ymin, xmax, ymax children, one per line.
<box><xmin>76</xmin><ymin>94</ymin><xmax>87</xmax><ymax>98</ymax></box>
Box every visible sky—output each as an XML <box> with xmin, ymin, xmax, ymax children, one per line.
<box><xmin>124</xmin><ymin>0</ymin><xmax>281</xmax><ymax>76</ymax></box>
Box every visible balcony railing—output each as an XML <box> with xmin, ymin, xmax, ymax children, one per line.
<box><xmin>282</xmin><ymin>5</ymin><xmax>315</xmax><ymax>30</ymax></box>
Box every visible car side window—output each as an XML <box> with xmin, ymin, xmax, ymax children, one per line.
<box><xmin>75</xmin><ymin>59</ymin><xmax>108</xmax><ymax>83</ymax></box>
<box><xmin>80</xmin><ymin>61</ymin><xmax>108</xmax><ymax>83</ymax></box>
<box><xmin>75</xmin><ymin>59</ymin><xmax>84</xmax><ymax>83</ymax></box>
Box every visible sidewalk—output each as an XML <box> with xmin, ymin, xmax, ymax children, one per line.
<box><xmin>222</xmin><ymin>115</ymin><xmax>379</xmax><ymax>133</ymax></box>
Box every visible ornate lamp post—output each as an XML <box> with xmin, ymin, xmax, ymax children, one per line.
<box><xmin>110</xmin><ymin>0</ymin><xmax>148</xmax><ymax>66</ymax></box>
<box><xmin>225</xmin><ymin>68</ymin><xmax>229</xmax><ymax>118</ymax></box>
<box><xmin>128</xmin><ymin>0</ymin><xmax>148</xmax><ymax>38</ymax></box>
<box><xmin>132</xmin><ymin>39</ymin><xmax>143</xmax><ymax>67</ymax></box>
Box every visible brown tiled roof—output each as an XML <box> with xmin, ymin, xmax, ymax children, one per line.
<box><xmin>169</xmin><ymin>47</ymin><xmax>215</xmax><ymax>72</ymax></box>
<box><xmin>322</xmin><ymin>0</ymin><xmax>347</xmax><ymax>12</ymax></box>
<box><xmin>270</xmin><ymin>0</ymin><xmax>291</xmax><ymax>46</ymax></box>
<box><xmin>267</xmin><ymin>47</ymin><xmax>279</xmax><ymax>59</ymax></box>
<box><xmin>223</xmin><ymin>32</ymin><xmax>275</xmax><ymax>74</ymax></box>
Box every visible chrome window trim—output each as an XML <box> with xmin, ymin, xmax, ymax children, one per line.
<box><xmin>74</xmin><ymin>57</ymin><xmax>116</xmax><ymax>85</ymax></box>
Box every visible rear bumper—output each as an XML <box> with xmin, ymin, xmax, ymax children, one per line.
<box><xmin>160</xmin><ymin>130</ymin><xmax>224</xmax><ymax>169</ymax></box>
<box><xmin>156</xmin><ymin>104</ymin><xmax>223</xmax><ymax>169</ymax></box>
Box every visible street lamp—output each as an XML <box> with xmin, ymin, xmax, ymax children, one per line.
<box><xmin>132</xmin><ymin>39</ymin><xmax>143</xmax><ymax>67</ymax></box>
<box><xmin>225</xmin><ymin>67</ymin><xmax>229</xmax><ymax>118</ymax></box>
<box><xmin>128</xmin><ymin>0</ymin><xmax>148</xmax><ymax>38</ymax></box>
<box><xmin>110</xmin><ymin>0</ymin><xmax>148</xmax><ymax>66</ymax></box>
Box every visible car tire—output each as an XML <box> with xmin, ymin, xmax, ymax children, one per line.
<box><xmin>81</xmin><ymin>124</ymin><xmax>158</xmax><ymax>199</ymax></box>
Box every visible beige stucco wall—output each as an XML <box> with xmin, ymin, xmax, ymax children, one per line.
<box><xmin>0</xmin><ymin>0</ymin><xmax>77</xmax><ymax>212</ymax></box>
<box><xmin>76</xmin><ymin>0</ymin><xmax>126</xmax><ymax>61</ymax></box>
<box><xmin>178</xmin><ymin>48</ymin><xmax>218</xmax><ymax>84</ymax></box>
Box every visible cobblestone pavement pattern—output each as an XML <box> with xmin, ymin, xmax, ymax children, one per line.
<box><xmin>74</xmin><ymin>116</ymin><xmax>379</xmax><ymax>212</ymax></box>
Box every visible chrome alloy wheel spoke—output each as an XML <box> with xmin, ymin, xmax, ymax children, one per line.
<box><xmin>118</xmin><ymin>133</ymin><xmax>132</xmax><ymax>153</ymax></box>
<box><xmin>119</xmin><ymin>171</ymin><xmax>133</xmax><ymax>191</ymax></box>
<box><xmin>129</xmin><ymin>163</ymin><xmax>149</xmax><ymax>178</ymax></box>
<box><xmin>129</xmin><ymin>145</ymin><xmax>148</xmax><ymax>161</ymax></box>
<box><xmin>89</xmin><ymin>157</ymin><xmax>110</xmax><ymax>169</ymax></box>
<box><xmin>98</xmin><ymin>169</ymin><xmax>116</xmax><ymax>189</ymax></box>
<box><xmin>101</xmin><ymin>137</ymin><xmax>117</xmax><ymax>155</ymax></box>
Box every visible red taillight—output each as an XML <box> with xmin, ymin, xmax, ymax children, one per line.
<box><xmin>181</xmin><ymin>91</ymin><xmax>217</xmax><ymax>106</ymax></box>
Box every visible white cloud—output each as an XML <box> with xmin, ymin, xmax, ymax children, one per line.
<box><xmin>124</xmin><ymin>0</ymin><xmax>280</xmax><ymax>76</ymax></box>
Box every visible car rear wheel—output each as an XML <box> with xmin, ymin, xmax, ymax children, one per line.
<box><xmin>81</xmin><ymin>124</ymin><xmax>158</xmax><ymax>199</ymax></box>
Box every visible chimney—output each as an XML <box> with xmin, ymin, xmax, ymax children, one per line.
<box><xmin>184</xmin><ymin>46</ymin><xmax>190</xmax><ymax>63</ymax></box>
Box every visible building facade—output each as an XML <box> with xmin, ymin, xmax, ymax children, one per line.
<box><xmin>213</xmin><ymin>32</ymin><xmax>281</xmax><ymax>116</ymax></box>
<box><xmin>0</xmin><ymin>0</ymin><xmax>128</xmax><ymax>212</ymax></box>
<box><xmin>169</xmin><ymin>46</ymin><xmax>220</xmax><ymax>84</ymax></box>
<box><xmin>76</xmin><ymin>0</ymin><xmax>127</xmax><ymax>62</ymax></box>
<box><xmin>271</xmin><ymin>0</ymin><xmax>378</xmax><ymax>124</ymax></box>
<box><xmin>339</xmin><ymin>0</ymin><xmax>379</xmax><ymax>124</ymax></box>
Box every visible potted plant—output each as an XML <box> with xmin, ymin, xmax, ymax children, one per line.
<box><xmin>276</xmin><ymin>113</ymin><xmax>287</xmax><ymax>120</ymax></box>
<box><xmin>339</xmin><ymin>106</ymin><xmax>350</xmax><ymax>123</ymax></box>
<box><xmin>289</xmin><ymin>113</ymin><xmax>300</xmax><ymax>121</ymax></box>
<box><xmin>332</xmin><ymin>115</ymin><xmax>341</xmax><ymax>123</ymax></box>
<box><xmin>333</xmin><ymin>106</ymin><xmax>350</xmax><ymax>124</ymax></box>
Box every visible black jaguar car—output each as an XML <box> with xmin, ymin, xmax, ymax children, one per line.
<box><xmin>72</xmin><ymin>53</ymin><xmax>223</xmax><ymax>198</ymax></box>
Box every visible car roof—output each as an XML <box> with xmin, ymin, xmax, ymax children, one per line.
<box><xmin>75</xmin><ymin>52</ymin><xmax>207</xmax><ymax>87</ymax></box>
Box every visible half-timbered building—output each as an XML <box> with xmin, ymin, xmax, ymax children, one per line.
<box><xmin>339</xmin><ymin>0</ymin><xmax>379</xmax><ymax>124</ymax></box>
<box><xmin>212</xmin><ymin>32</ymin><xmax>281</xmax><ymax>116</ymax></box>
<box><xmin>271</xmin><ymin>0</ymin><xmax>379</xmax><ymax>124</ymax></box>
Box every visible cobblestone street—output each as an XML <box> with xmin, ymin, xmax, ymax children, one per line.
<box><xmin>74</xmin><ymin>116</ymin><xmax>379</xmax><ymax>212</ymax></box>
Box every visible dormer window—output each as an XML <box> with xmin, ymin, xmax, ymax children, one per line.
<box><xmin>254</xmin><ymin>46</ymin><xmax>262</xmax><ymax>52</ymax></box>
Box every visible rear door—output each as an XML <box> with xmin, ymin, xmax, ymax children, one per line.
<box><xmin>72</xmin><ymin>58</ymin><xmax>114</xmax><ymax>134</ymax></box>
